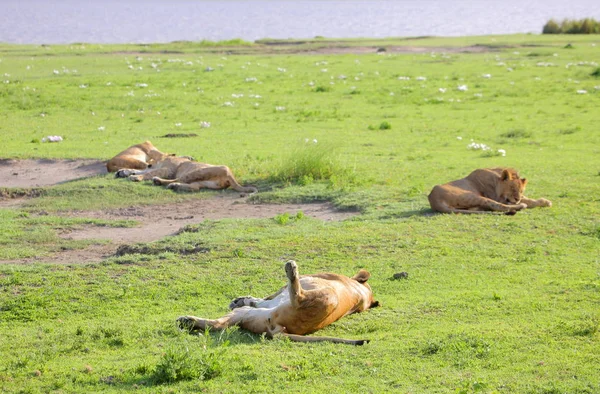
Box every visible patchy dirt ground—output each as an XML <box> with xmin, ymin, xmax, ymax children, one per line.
<box><xmin>0</xmin><ymin>159</ymin><xmax>357</xmax><ymax>264</ymax></box>
<box><xmin>0</xmin><ymin>158</ymin><xmax>107</xmax><ymax>188</ymax></box>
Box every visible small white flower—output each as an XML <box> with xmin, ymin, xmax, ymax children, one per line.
<box><xmin>482</xmin><ymin>74</ymin><xmax>491</xmax><ymax>78</ymax></box>
<box><xmin>53</xmin><ymin>70</ymin><xmax>60</xmax><ymax>75</ymax></box>
<box><xmin>175</xmin><ymin>123</ymin><xmax>182</xmax><ymax>127</ymax></box>
<box><xmin>223</xmin><ymin>101</ymin><xmax>234</xmax><ymax>107</ymax></box>
<box><xmin>534</xmin><ymin>77</ymin><xmax>541</xmax><ymax>81</ymax></box>
<box><xmin>497</xmin><ymin>149</ymin><xmax>506</xmax><ymax>157</ymax></box>
<box><xmin>416</xmin><ymin>76</ymin><xmax>427</xmax><ymax>81</ymax></box>
<box><xmin>98</xmin><ymin>126</ymin><xmax>105</xmax><ymax>131</ymax></box>
<box><xmin>91</xmin><ymin>112</ymin><xmax>95</xmax><ymax>116</ymax></box>
<box><xmin>389</xmin><ymin>92</ymin><xmax>395</xmax><ymax>96</ymax></box>
<box><xmin>106</xmin><ymin>82</ymin><xmax>112</xmax><ymax>86</ymax></box>
<box><xmin>40</xmin><ymin>113</ymin><xmax>46</xmax><ymax>117</ymax></box>
<box><xmin>245</xmin><ymin>77</ymin><xmax>257</xmax><ymax>82</ymax></box>
<box><xmin>457</xmin><ymin>85</ymin><xmax>468</xmax><ymax>91</ymax></box>
<box><xmin>439</xmin><ymin>88</ymin><xmax>447</xmax><ymax>93</ymax></box>
<box><xmin>457</xmin><ymin>136</ymin><xmax>462</xmax><ymax>140</ymax></box>
<box><xmin>277</xmin><ymin>67</ymin><xmax>286</xmax><ymax>72</ymax></box>
<box><xmin>338</xmin><ymin>75</ymin><xmax>347</xmax><ymax>79</ymax></box>
<box><xmin>231</xmin><ymin>93</ymin><xmax>243</xmax><ymax>98</ymax></box>
<box><xmin>308</xmin><ymin>81</ymin><xmax>315</xmax><ymax>86</ymax></box>
<box><xmin>321</xmin><ymin>69</ymin><xmax>328</xmax><ymax>72</ymax></box>
<box><xmin>507</xmin><ymin>67</ymin><xmax>513</xmax><ymax>72</ymax></box>
<box><xmin>128</xmin><ymin>65</ymin><xmax>134</xmax><ymax>69</ymax></box>
<box><xmin>275</xmin><ymin>106</ymin><xmax>286</xmax><ymax>111</ymax></box>
<box><xmin>576</xmin><ymin>90</ymin><xmax>587</xmax><ymax>94</ymax></box>
<box><xmin>126</xmin><ymin>91</ymin><xmax>135</xmax><ymax>96</ymax></box>
<box><xmin>594</xmin><ymin>86</ymin><xmax>600</xmax><ymax>90</ymax></box>
<box><xmin>199</xmin><ymin>121</ymin><xmax>211</xmax><ymax>128</ymax></box>
<box><xmin>136</xmin><ymin>83</ymin><xmax>148</xmax><ymax>88</ymax></box>
<box><xmin>398</xmin><ymin>76</ymin><xmax>410</xmax><ymax>80</ymax></box>
<box><xmin>312</xmin><ymin>139</ymin><xmax>318</xmax><ymax>144</ymax></box>
<box><xmin>474</xmin><ymin>93</ymin><xmax>483</xmax><ymax>98</ymax></box>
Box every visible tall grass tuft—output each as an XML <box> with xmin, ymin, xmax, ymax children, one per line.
<box><xmin>150</xmin><ymin>342</ymin><xmax>222</xmax><ymax>384</ymax></box>
<box><xmin>542</xmin><ymin>18</ymin><xmax>600</xmax><ymax>34</ymax></box>
<box><xmin>269</xmin><ymin>140</ymin><xmax>354</xmax><ymax>185</ymax></box>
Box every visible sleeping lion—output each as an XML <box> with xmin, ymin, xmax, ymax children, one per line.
<box><xmin>428</xmin><ymin>167</ymin><xmax>552</xmax><ymax>214</ymax></box>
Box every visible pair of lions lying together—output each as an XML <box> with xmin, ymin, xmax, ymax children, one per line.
<box><xmin>106</xmin><ymin>141</ymin><xmax>257</xmax><ymax>194</ymax></box>
<box><xmin>106</xmin><ymin>142</ymin><xmax>552</xmax><ymax>345</ymax></box>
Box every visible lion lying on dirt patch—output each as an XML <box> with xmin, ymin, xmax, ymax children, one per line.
<box><xmin>116</xmin><ymin>155</ymin><xmax>258</xmax><ymax>194</ymax></box>
<box><xmin>106</xmin><ymin>141</ymin><xmax>166</xmax><ymax>173</ymax></box>
<box><xmin>177</xmin><ymin>260</ymin><xmax>379</xmax><ymax>345</ymax></box>
<box><xmin>428</xmin><ymin>167</ymin><xmax>552</xmax><ymax>214</ymax></box>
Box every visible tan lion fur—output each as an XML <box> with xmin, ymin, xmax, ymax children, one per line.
<box><xmin>428</xmin><ymin>167</ymin><xmax>552</xmax><ymax>214</ymax></box>
<box><xmin>106</xmin><ymin>141</ymin><xmax>166</xmax><ymax>173</ymax></box>
<box><xmin>115</xmin><ymin>155</ymin><xmax>258</xmax><ymax>194</ymax></box>
<box><xmin>177</xmin><ymin>261</ymin><xmax>379</xmax><ymax>345</ymax></box>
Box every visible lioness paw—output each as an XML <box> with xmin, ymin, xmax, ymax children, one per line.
<box><xmin>115</xmin><ymin>169</ymin><xmax>130</xmax><ymax>178</ymax></box>
<box><xmin>516</xmin><ymin>203</ymin><xmax>528</xmax><ymax>210</ymax></box>
<box><xmin>177</xmin><ymin>316</ymin><xmax>196</xmax><ymax>330</ymax></box>
<box><xmin>285</xmin><ymin>260</ymin><xmax>299</xmax><ymax>280</ymax></box>
<box><xmin>167</xmin><ymin>182</ymin><xmax>182</xmax><ymax>190</ymax></box>
<box><xmin>152</xmin><ymin>177</ymin><xmax>162</xmax><ymax>186</ymax></box>
<box><xmin>229</xmin><ymin>296</ymin><xmax>259</xmax><ymax>309</ymax></box>
<box><xmin>538</xmin><ymin>198</ymin><xmax>552</xmax><ymax>207</ymax></box>
<box><xmin>129</xmin><ymin>175</ymin><xmax>143</xmax><ymax>182</ymax></box>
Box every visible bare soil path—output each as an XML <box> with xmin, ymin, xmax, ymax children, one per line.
<box><xmin>0</xmin><ymin>159</ymin><xmax>356</xmax><ymax>264</ymax></box>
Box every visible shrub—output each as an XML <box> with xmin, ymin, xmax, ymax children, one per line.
<box><xmin>542</xmin><ymin>19</ymin><xmax>561</xmax><ymax>34</ymax></box>
<box><xmin>379</xmin><ymin>121</ymin><xmax>392</xmax><ymax>130</ymax></box>
<box><xmin>269</xmin><ymin>141</ymin><xmax>353</xmax><ymax>185</ymax></box>
<box><xmin>542</xmin><ymin>18</ymin><xmax>600</xmax><ymax>34</ymax></box>
<box><xmin>151</xmin><ymin>343</ymin><xmax>222</xmax><ymax>384</ymax></box>
<box><xmin>591</xmin><ymin>67</ymin><xmax>600</xmax><ymax>78</ymax></box>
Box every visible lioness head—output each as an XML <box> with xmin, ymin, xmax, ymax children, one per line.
<box><xmin>498</xmin><ymin>169</ymin><xmax>528</xmax><ymax>204</ymax></box>
<box><xmin>352</xmin><ymin>269</ymin><xmax>380</xmax><ymax>309</ymax></box>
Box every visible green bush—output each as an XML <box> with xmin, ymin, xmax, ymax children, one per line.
<box><xmin>542</xmin><ymin>18</ymin><xmax>600</xmax><ymax>34</ymax></box>
<box><xmin>269</xmin><ymin>141</ymin><xmax>353</xmax><ymax>184</ymax></box>
<box><xmin>151</xmin><ymin>343</ymin><xmax>222</xmax><ymax>384</ymax></box>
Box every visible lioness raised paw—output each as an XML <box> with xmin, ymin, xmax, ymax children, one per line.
<box><xmin>129</xmin><ymin>175</ymin><xmax>144</xmax><ymax>182</ymax></box>
<box><xmin>285</xmin><ymin>260</ymin><xmax>299</xmax><ymax>281</ymax></box>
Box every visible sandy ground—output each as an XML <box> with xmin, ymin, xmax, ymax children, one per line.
<box><xmin>0</xmin><ymin>158</ymin><xmax>107</xmax><ymax>188</ymax></box>
<box><xmin>0</xmin><ymin>159</ymin><xmax>356</xmax><ymax>264</ymax></box>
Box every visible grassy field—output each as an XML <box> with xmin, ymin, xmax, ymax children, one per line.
<box><xmin>1</xmin><ymin>34</ymin><xmax>599</xmax><ymax>393</ymax></box>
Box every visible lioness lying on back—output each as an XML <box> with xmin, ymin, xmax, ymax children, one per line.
<box><xmin>428</xmin><ymin>168</ymin><xmax>552</xmax><ymax>214</ymax></box>
<box><xmin>106</xmin><ymin>141</ymin><xmax>165</xmax><ymax>173</ymax></box>
<box><xmin>178</xmin><ymin>260</ymin><xmax>379</xmax><ymax>345</ymax></box>
<box><xmin>116</xmin><ymin>155</ymin><xmax>258</xmax><ymax>194</ymax></box>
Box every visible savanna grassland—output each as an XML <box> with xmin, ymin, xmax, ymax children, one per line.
<box><xmin>0</xmin><ymin>35</ymin><xmax>599</xmax><ymax>393</ymax></box>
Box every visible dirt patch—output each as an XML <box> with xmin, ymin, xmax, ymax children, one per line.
<box><xmin>304</xmin><ymin>45</ymin><xmax>495</xmax><ymax>55</ymax></box>
<box><xmin>0</xmin><ymin>159</ymin><xmax>107</xmax><ymax>188</ymax></box>
<box><xmin>2</xmin><ymin>195</ymin><xmax>357</xmax><ymax>265</ymax></box>
<box><xmin>0</xmin><ymin>159</ymin><xmax>357</xmax><ymax>264</ymax></box>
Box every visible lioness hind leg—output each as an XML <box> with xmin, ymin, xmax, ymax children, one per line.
<box><xmin>152</xmin><ymin>176</ymin><xmax>178</xmax><ymax>186</ymax></box>
<box><xmin>285</xmin><ymin>260</ymin><xmax>305</xmax><ymax>308</ymax></box>
<box><xmin>168</xmin><ymin>181</ymin><xmax>220</xmax><ymax>192</ymax></box>
<box><xmin>178</xmin><ymin>307</ymin><xmax>253</xmax><ymax>331</ymax></box>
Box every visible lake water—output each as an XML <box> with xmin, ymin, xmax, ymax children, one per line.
<box><xmin>1</xmin><ymin>0</ymin><xmax>599</xmax><ymax>44</ymax></box>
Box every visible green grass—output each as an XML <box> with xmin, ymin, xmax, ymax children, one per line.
<box><xmin>0</xmin><ymin>35</ymin><xmax>599</xmax><ymax>393</ymax></box>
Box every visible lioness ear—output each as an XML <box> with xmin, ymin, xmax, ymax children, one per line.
<box><xmin>352</xmin><ymin>269</ymin><xmax>371</xmax><ymax>283</ymax></box>
<box><xmin>501</xmin><ymin>169</ymin><xmax>512</xmax><ymax>181</ymax></box>
<box><xmin>521</xmin><ymin>178</ymin><xmax>528</xmax><ymax>187</ymax></box>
